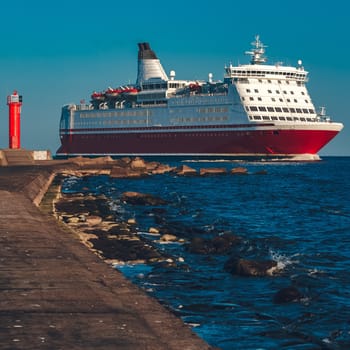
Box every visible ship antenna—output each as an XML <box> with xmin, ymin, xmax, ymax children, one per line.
<box><xmin>245</xmin><ymin>35</ymin><xmax>267</xmax><ymax>65</ymax></box>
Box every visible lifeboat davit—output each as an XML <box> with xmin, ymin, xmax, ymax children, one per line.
<box><xmin>105</xmin><ymin>87</ymin><xmax>123</xmax><ymax>98</ymax></box>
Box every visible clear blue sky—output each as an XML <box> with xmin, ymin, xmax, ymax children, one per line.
<box><xmin>0</xmin><ymin>0</ymin><xmax>348</xmax><ymax>156</ymax></box>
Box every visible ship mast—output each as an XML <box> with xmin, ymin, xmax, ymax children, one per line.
<box><xmin>245</xmin><ymin>35</ymin><xmax>267</xmax><ymax>65</ymax></box>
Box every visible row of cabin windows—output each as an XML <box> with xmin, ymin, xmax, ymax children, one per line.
<box><xmin>246</xmin><ymin>88</ymin><xmax>305</xmax><ymax>95</ymax></box>
<box><xmin>171</xmin><ymin>116</ymin><xmax>229</xmax><ymax>123</ymax></box>
<box><xmin>246</xmin><ymin>106</ymin><xmax>315</xmax><ymax>114</ymax></box>
<box><xmin>242</xmin><ymin>96</ymin><xmax>310</xmax><ymax>104</ymax></box>
<box><xmin>249</xmin><ymin>115</ymin><xmax>316</xmax><ymax>122</ymax></box>
<box><xmin>231</xmin><ymin>70</ymin><xmax>306</xmax><ymax>79</ymax></box>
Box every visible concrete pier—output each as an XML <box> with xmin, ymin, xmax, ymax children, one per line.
<box><xmin>0</xmin><ymin>163</ymin><xmax>213</xmax><ymax>349</ymax></box>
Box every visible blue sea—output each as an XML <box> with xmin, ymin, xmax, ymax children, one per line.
<box><xmin>62</xmin><ymin>157</ymin><xmax>350</xmax><ymax>349</ymax></box>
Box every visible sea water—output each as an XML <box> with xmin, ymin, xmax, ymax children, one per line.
<box><xmin>61</xmin><ymin>157</ymin><xmax>350</xmax><ymax>349</ymax></box>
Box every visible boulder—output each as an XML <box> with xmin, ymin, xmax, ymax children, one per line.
<box><xmin>151</xmin><ymin>164</ymin><xmax>175</xmax><ymax>175</ymax></box>
<box><xmin>121</xmin><ymin>191</ymin><xmax>167</xmax><ymax>206</ymax></box>
<box><xmin>273</xmin><ymin>286</ymin><xmax>303</xmax><ymax>304</ymax></box>
<box><xmin>174</xmin><ymin>165</ymin><xmax>197</xmax><ymax>176</ymax></box>
<box><xmin>230</xmin><ymin>167</ymin><xmax>248</xmax><ymax>175</ymax></box>
<box><xmin>224</xmin><ymin>258</ymin><xmax>279</xmax><ymax>276</ymax></box>
<box><xmin>188</xmin><ymin>233</ymin><xmax>240</xmax><ymax>255</ymax></box>
<box><xmin>110</xmin><ymin>166</ymin><xmax>146</xmax><ymax>178</ymax></box>
<box><xmin>86</xmin><ymin>215</ymin><xmax>103</xmax><ymax>226</ymax></box>
<box><xmin>199</xmin><ymin>167</ymin><xmax>227</xmax><ymax>176</ymax></box>
<box><xmin>160</xmin><ymin>234</ymin><xmax>178</xmax><ymax>242</ymax></box>
<box><xmin>130</xmin><ymin>157</ymin><xmax>147</xmax><ymax>170</ymax></box>
<box><xmin>148</xmin><ymin>227</ymin><xmax>160</xmax><ymax>234</ymax></box>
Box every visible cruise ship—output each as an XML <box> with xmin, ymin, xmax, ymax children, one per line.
<box><xmin>56</xmin><ymin>36</ymin><xmax>343</xmax><ymax>159</ymax></box>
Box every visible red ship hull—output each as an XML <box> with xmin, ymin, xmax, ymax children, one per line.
<box><xmin>56</xmin><ymin>127</ymin><xmax>340</xmax><ymax>156</ymax></box>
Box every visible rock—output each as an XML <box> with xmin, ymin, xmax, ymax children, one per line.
<box><xmin>55</xmin><ymin>195</ymin><xmax>112</xmax><ymax>219</ymax></box>
<box><xmin>121</xmin><ymin>191</ymin><xmax>167</xmax><ymax>206</ymax></box>
<box><xmin>230</xmin><ymin>167</ymin><xmax>248</xmax><ymax>175</ymax></box>
<box><xmin>127</xmin><ymin>218</ymin><xmax>137</xmax><ymax>225</ymax></box>
<box><xmin>160</xmin><ymin>234</ymin><xmax>178</xmax><ymax>242</ymax></box>
<box><xmin>130</xmin><ymin>157</ymin><xmax>147</xmax><ymax>170</ymax></box>
<box><xmin>224</xmin><ymin>258</ymin><xmax>279</xmax><ymax>276</ymax></box>
<box><xmin>188</xmin><ymin>233</ymin><xmax>240</xmax><ymax>255</ymax></box>
<box><xmin>109</xmin><ymin>166</ymin><xmax>146</xmax><ymax>178</ymax></box>
<box><xmin>199</xmin><ymin>167</ymin><xmax>227</xmax><ymax>176</ymax></box>
<box><xmin>86</xmin><ymin>215</ymin><xmax>103</xmax><ymax>226</ymax></box>
<box><xmin>149</xmin><ymin>227</ymin><xmax>160</xmax><ymax>234</ymax></box>
<box><xmin>174</xmin><ymin>165</ymin><xmax>197</xmax><ymax>176</ymax></box>
<box><xmin>151</xmin><ymin>164</ymin><xmax>175</xmax><ymax>175</ymax></box>
<box><xmin>144</xmin><ymin>161</ymin><xmax>160</xmax><ymax>171</ymax></box>
<box><xmin>67</xmin><ymin>216</ymin><xmax>80</xmax><ymax>224</ymax></box>
<box><xmin>273</xmin><ymin>286</ymin><xmax>303</xmax><ymax>304</ymax></box>
<box><xmin>89</xmin><ymin>235</ymin><xmax>164</xmax><ymax>262</ymax></box>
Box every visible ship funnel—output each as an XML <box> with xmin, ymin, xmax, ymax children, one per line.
<box><xmin>136</xmin><ymin>42</ymin><xmax>168</xmax><ymax>86</ymax></box>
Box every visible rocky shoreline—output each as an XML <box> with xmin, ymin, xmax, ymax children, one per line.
<box><xmin>52</xmin><ymin>156</ymin><xmax>257</xmax><ymax>264</ymax></box>
<box><xmin>51</xmin><ymin>156</ymin><xmax>302</xmax><ymax>304</ymax></box>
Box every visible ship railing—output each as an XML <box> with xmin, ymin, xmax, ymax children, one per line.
<box><xmin>172</xmin><ymin>92</ymin><xmax>228</xmax><ymax>98</ymax></box>
<box><xmin>75</xmin><ymin>103</ymin><xmax>94</xmax><ymax>111</ymax></box>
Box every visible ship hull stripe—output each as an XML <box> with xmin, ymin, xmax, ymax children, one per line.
<box><xmin>57</xmin><ymin>128</ymin><xmax>340</xmax><ymax>156</ymax></box>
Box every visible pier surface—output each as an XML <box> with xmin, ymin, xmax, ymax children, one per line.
<box><xmin>0</xmin><ymin>164</ymin><xmax>212</xmax><ymax>349</ymax></box>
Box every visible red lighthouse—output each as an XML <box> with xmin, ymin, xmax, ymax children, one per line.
<box><xmin>7</xmin><ymin>91</ymin><xmax>22</xmax><ymax>149</ymax></box>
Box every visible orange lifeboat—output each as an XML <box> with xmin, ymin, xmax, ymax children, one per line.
<box><xmin>91</xmin><ymin>91</ymin><xmax>105</xmax><ymax>101</ymax></box>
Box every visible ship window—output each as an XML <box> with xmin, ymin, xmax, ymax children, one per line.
<box><xmin>290</xmin><ymin>108</ymin><xmax>296</xmax><ymax>113</ymax></box>
<box><xmin>275</xmin><ymin>107</ymin><xmax>282</xmax><ymax>112</ymax></box>
<box><xmin>258</xmin><ymin>106</ymin><xmax>267</xmax><ymax>111</ymax></box>
<box><xmin>300</xmin><ymin>117</ymin><xmax>306</xmax><ymax>121</ymax></box>
<box><xmin>246</xmin><ymin>89</ymin><xmax>251</xmax><ymax>93</ymax></box>
<box><xmin>301</xmin><ymin>91</ymin><xmax>305</xmax><ymax>95</ymax></box>
<box><xmin>294</xmin><ymin>99</ymin><xmax>298</xmax><ymax>103</ymax></box>
<box><xmin>287</xmin><ymin>117</ymin><xmax>293</xmax><ymax>121</ymax></box>
<box><xmin>296</xmin><ymin>108</ymin><xmax>302</xmax><ymax>113</ymax></box>
<box><xmin>262</xmin><ymin>116</ymin><xmax>270</xmax><ymax>120</ymax></box>
<box><xmin>276</xmin><ymin>90</ymin><xmax>280</xmax><ymax>94</ymax></box>
<box><xmin>254</xmin><ymin>89</ymin><xmax>259</xmax><ymax>93</ymax></box>
<box><xmin>279</xmin><ymin>98</ymin><xmax>283</xmax><ymax>102</ymax></box>
<box><xmin>267</xmin><ymin>107</ymin><xmax>274</xmax><ymax>112</ymax></box>
<box><xmin>302</xmin><ymin>108</ymin><xmax>308</xmax><ymax>113</ymax></box>
<box><xmin>305</xmin><ymin>100</ymin><xmax>309</xmax><ymax>103</ymax></box>
<box><xmin>271</xmin><ymin>116</ymin><xmax>278</xmax><ymax>120</ymax></box>
<box><xmin>271</xmin><ymin>98</ymin><xmax>276</xmax><ymax>102</ymax></box>
<box><xmin>283</xmin><ymin>90</ymin><xmax>287</xmax><ymax>94</ymax></box>
<box><xmin>250</xmin><ymin>97</ymin><xmax>254</xmax><ymax>101</ymax></box>
<box><xmin>278</xmin><ymin>80</ymin><xmax>282</xmax><ymax>84</ymax></box>
<box><xmin>258</xmin><ymin>97</ymin><xmax>262</xmax><ymax>101</ymax></box>
<box><xmin>268</xmin><ymin>90</ymin><xmax>272</xmax><ymax>93</ymax></box>
<box><xmin>282</xmin><ymin>107</ymin><xmax>289</xmax><ymax>112</ymax></box>
<box><xmin>253</xmin><ymin>116</ymin><xmax>262</xmax><ymax>120</ymax></box>
<box><xmin>287</xmin><ymin>99</ymin><xmax>291</xmax><ymax>102</ymax></box>
<box><xmin>307</xmin><ymin>118</ymin><xmax>313</xmax><ymax>121</ymax></box>
<box><xmin>308</xmin><ymin>109</ymin><xmax>315</xmax><ymax>113</ymax></box>
<box><xmin>290</xmin><ymin>91</ymin><xmax>294</xmax><ymax>95</ymax></box>
<box><xmin>250</xmin><ymin>106</ymin><xmax>258</xmax><ymax>111</ymax></box>
<box><xmin>279</xmin><ymin>117</ymin><xmax>286</xmax><ymax>121</ymax></box>
<box><xmin>268</xmin><ymin>80</ymin><xmax>272</xmax><ymax>83</ymax></box>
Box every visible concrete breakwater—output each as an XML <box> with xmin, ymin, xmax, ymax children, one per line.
<box><xmin>0</xmin><ymin>158</ymin><xmax>215</xmax><ymax>350</ymax></box>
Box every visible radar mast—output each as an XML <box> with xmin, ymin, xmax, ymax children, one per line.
<box><xmin>245</xmin><ymin>35</ymin><xmax>267</xmax><ymax>65</ymax></box>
